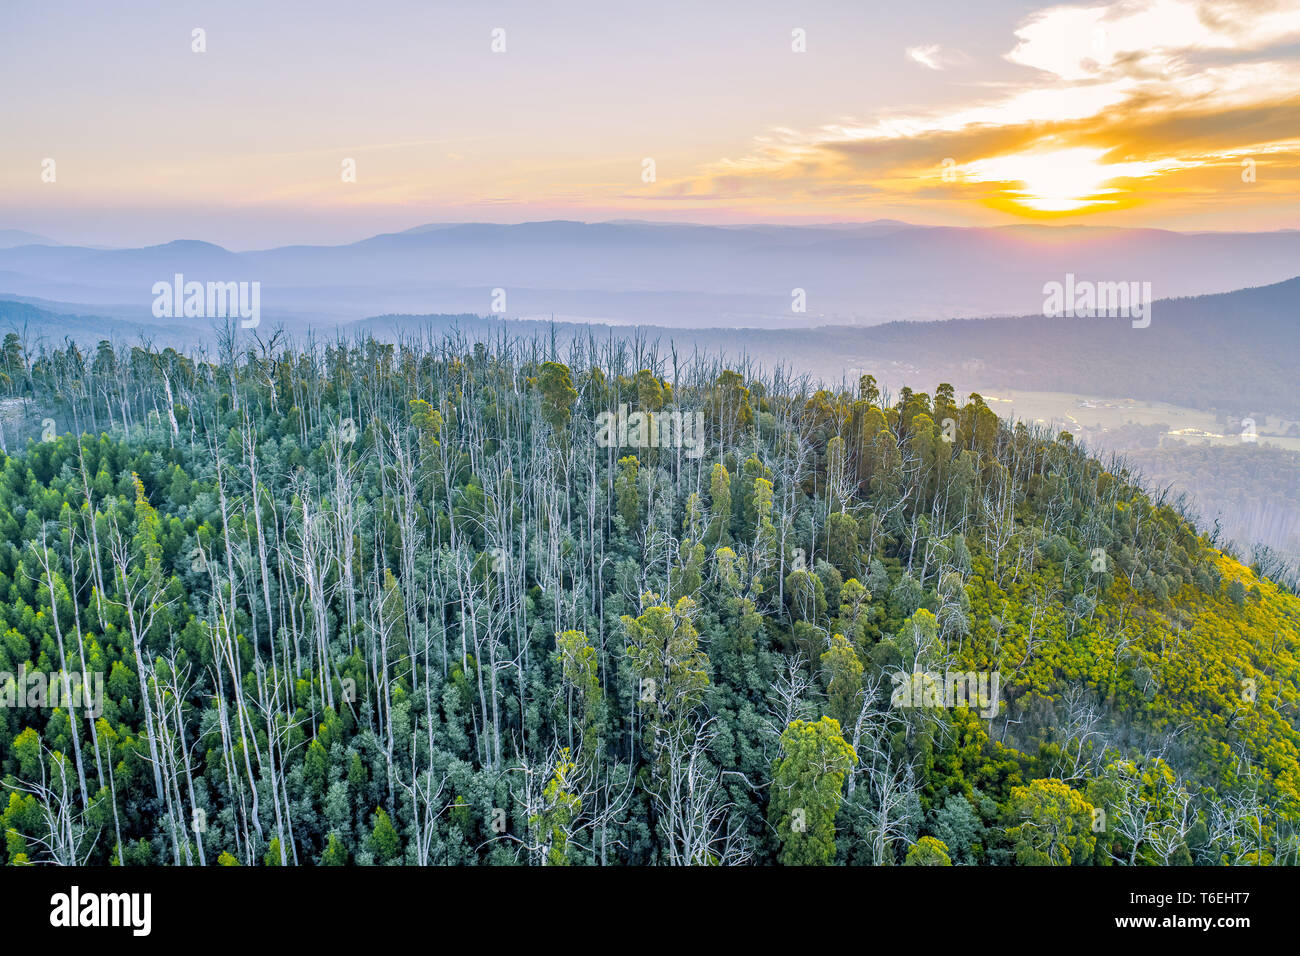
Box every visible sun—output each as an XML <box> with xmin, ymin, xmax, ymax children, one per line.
<box><xmin>962</xmin><ymin>147</ymin><xmax>1173</xmax><ymax>216</ymax></box>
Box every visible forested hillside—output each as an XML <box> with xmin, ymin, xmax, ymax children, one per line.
<box><xmin>1119</xmin><ymin>442</ymin><xmax>1300</xmax><ymax>587</ymax></box>
<box><xmin>1</xmin><ymin>333</ymin><xmax>1297</xmax><ymax>866</ymax></box>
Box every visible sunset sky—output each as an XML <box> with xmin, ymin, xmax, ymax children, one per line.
<box><xmin>3</xmin><ymin>0</ymin><xmax>1299</xmax><ymax>248</ymax></box>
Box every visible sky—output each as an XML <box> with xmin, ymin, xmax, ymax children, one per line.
<box><xmin>2</xmin><ymin>0</ymin><xmax>1299</xmax><ymax>249</ymax></box>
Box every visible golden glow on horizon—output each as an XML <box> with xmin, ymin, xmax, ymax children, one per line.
<box><xmin>962</xmin><ymin>148</ymin><xmax>1178</xmax><ymax>214</ymax></box>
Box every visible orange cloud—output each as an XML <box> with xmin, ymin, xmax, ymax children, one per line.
<box><xmin>651</xmin><ymin>0</ymin><xmax>1300</xmax><ymax>225</ymax></box>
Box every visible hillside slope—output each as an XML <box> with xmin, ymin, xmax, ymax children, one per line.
<box><xmin>0</xmin><ymin>336</ymin><xmax>1297</xmax><ymax>865</ymax></box>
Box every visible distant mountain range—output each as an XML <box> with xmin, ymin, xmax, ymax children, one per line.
<box><xmin>0</xmin><ymin>229</ymin><xmax>57</xmax><ymax>249</ymax></box>
<box><xmin>0</xmin><ymin>298</ymin><xmax>206</xmax><ymax>350</ymax></box>
<box><xmin>354</xmin><ymin>275</ymin><xmax>1300</xmax><ymax>419</ymax></box>
<box><xmin>4</xmin><ymin>220</ymin><xmax>1300</xmax><ymax>327</ymax></box>
<box><xmin>4</xmin><ymin>271</ymin><xmax>1298</xmax><ymax>422</ymax></box>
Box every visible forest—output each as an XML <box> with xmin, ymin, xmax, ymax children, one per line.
<box><xmin>1121</xmin><ymin>441</ymin><xmax>1300</xmax><ymax>589</ymax></box>
<box><xmin>0</xmin><ymin>329</ymin><xmax>1297</xmax><ymax>866</ymax></box>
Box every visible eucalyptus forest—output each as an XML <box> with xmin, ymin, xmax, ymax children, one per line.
<box><xmin>1</xmin><ymin>331</ymin><xmax>1296</xmax><ymax>866</ymax></box>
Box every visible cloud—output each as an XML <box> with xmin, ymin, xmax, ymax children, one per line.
<box><xmin>1007</xmin><ymin>0</ymin><xmax>1300</xmax><ymax>81</ymax></box>
<box><xmin>906</xmin><ymin>45</ymin><xmax>942</xmax><ymax>70</ymax></box>
<box><xmin>905</xmin><ymin>44</ymin><xmax>969</xmax><ymax>70</ymax></box>
<box><xmin>656</xmin><ymin>0</ymin><xmax>1300</xmax><ymax>223</ymax></box>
